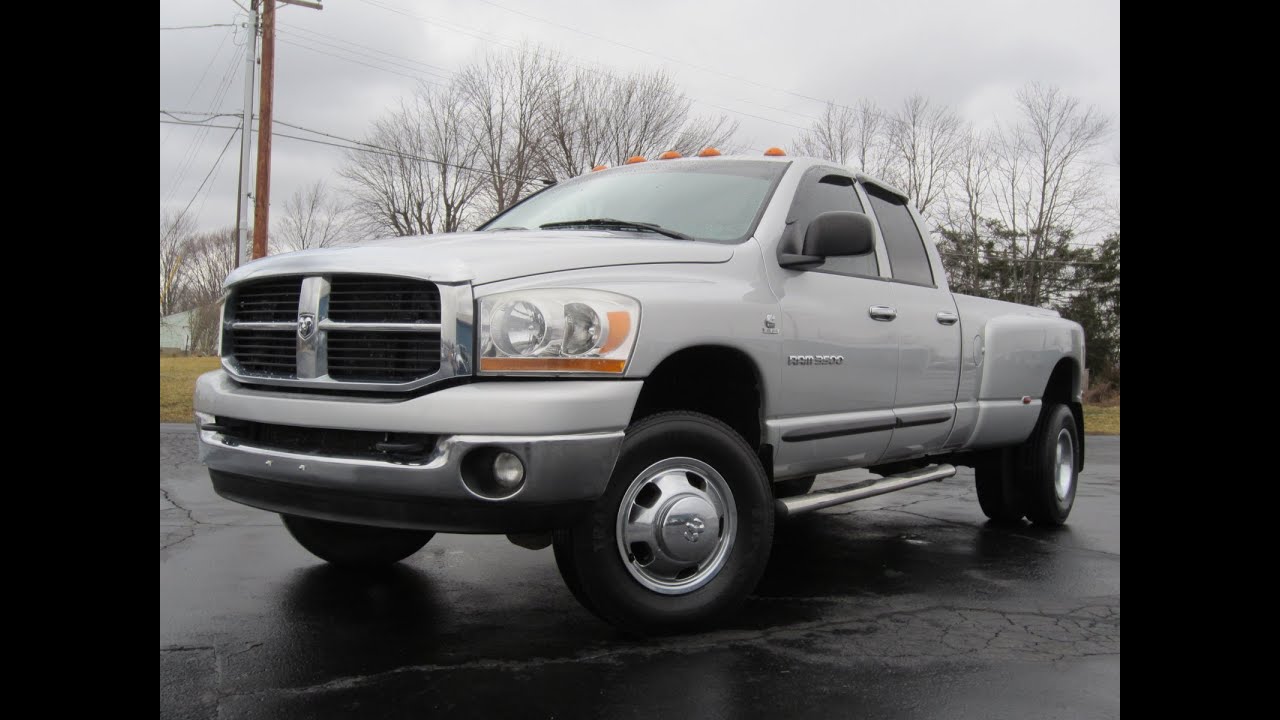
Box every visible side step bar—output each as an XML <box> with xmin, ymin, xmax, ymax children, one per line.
<box><xmin>775</xmin><ymin>464</ymin><xmax>957</xmax><ymax>519</ymax></box>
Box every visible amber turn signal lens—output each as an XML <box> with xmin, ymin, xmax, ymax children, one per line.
<box><xmin>479</xmin><ymin>357</ymin><xmax>627</xmax><ymax>373</ymax></box>
<box><xmin>600</xmin><ymin>311</ymin><xmax>632</xmax><ymax>354</ymax></box>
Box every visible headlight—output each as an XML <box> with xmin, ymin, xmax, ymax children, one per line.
<box><xmin>479</xmin><ymin>289</ymin><xmax>640</xmax><ymax>374</ymax></box>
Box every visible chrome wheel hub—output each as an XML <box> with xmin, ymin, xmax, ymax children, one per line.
<box><xmin>1054</xmin><ymin>429</ymin><xmax>1075</xmax><ymax>502</ymax></box>
<box><xmin>615</xmin><ymin>457</ymin><xmax>736</xmax><ymax>595</ymax></box>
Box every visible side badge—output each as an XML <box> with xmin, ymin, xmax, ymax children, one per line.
<box><xmin>763</xmin><ymin>314</ymin><xmax>780</xmax><ymax>335</ymax></box>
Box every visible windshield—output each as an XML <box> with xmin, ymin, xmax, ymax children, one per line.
<box><xmin>480</xmin><ymin>160</ymin><xmax>788</xmax><ymax>243</ymax></box>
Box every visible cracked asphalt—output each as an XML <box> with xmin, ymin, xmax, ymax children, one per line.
<box><xmin>161</xmin><ymin>424</ymin><xmax>1119</xmax><ymax>719</ymax></box>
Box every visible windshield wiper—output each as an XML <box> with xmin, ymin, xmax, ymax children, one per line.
<box><xmin>539</xmin><ymin>218</ymin><xmax>694</xmax><ymax>241</ymax></box>
<box><xmin>487</xmin><ymin>226</ymin><xmax>529</xmax><ymax>231</ymax></box>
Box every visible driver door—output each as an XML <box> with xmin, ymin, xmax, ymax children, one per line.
<box><xmin>766</xmin><ymin>167</ymin><xmax>900</xmax><ymax>479</ymax></box>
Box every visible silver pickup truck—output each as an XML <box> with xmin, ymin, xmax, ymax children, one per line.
<box><xmin>194</xmin><ymin>153</ymin><xmax>1086</xmax><ymax>634</ymax></box>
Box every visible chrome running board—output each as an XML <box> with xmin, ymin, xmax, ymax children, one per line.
<box><xmin>775</xmin><ymin>464</ymin><xmax>957</xmax><ymax>519</ymax></box>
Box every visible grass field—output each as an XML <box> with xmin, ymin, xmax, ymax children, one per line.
<box><xmin>1083</xmin><ymin>404</ymin><xmax>1120</xmax><ymax>435</ymax></box>
<box><xmin>160</xmin><ymin>355</ymin><xmax>1120</xmax><ymax>434</ymax></box>
<box><xmin>160</xmin><ymin>356</ymin><xmax>221</xmax><ymax>422</ymax></box>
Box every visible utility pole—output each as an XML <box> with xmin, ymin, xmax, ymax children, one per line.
<box><xmin>251</xmin><ymin>0</ymin><xmax>323</xmax><ymax>260</ymax></box>
<box><xmin>251</xmin><ymin>0</ymin><xmax>276</xmax><ymax>260</ymax></box>
<box><xmin>234</xmin><ymin>0</ymin><xmax>259</xmax><ymax>267</ymax></box>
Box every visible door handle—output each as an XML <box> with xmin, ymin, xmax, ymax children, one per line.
<box><xmin>869</xmin><ymin>305</ymin><xmax>897</xmax><ymax>321</ymax></box>
<box><xmin>936</xmin><ymin>311</ymin><xmax>959</xmax><ymax>326</ymax></box>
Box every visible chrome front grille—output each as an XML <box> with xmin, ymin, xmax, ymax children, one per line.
<box><xmin>222</xmin><ymin>274</ymin><xmax>472</xmax><ymax>392</ymax></box>
<box><xmin>328</xmin><ymin>275</ymin><xmax>441</xmax><ymax>323</ymax></box>
<box><xmin>228</xmin><ymin>328</ymin><xmax>297</xmax><ymax>378</ymax></box>
<box><xmin>231</xmin><ymin>276</ymin><xmax>302</xmax><ymax>322</ymax></box>
<box><xmin>327</xmin><ymin>331</ymin><xmax>441</xmax><ymax>382</ymax></box>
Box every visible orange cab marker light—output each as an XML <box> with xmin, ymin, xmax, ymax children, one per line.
<box><xmin>480</xmin><ymin>357</ymin><xmax>627</xmax><ymax>373</ymax></box>
<box><xmin>625</xmin><ymin>156</ymin><xmax>647</xmax><ymax>164</ymax></box>
<box><xmin>592</xmin><ymin>164</ymin><xmax>608</xmax><ymax>171</ymax></box>
<box><xmin>764</xmin><ymin>147</ymin><xmax>786</xmax><ymax>156</ymax></box>
<box><xmin>698</xmin><ymin>147</ymin><xmax>721</xmax><ymax>157</ymax></box>
<box><xmin>658</xmin><ymin>151</ymin><xmax>682</xmax><ymax>159</ymax></box>
<box><xmin>600</xmin><ymin>311</ymin><xmax>632</xmax><ymax>354</ymax></box>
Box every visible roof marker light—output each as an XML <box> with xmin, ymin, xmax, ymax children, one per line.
<box><xmin>764</xmin><ymin>147</ymin><xmax>786</xmax><ymax>156</ymax></box>
<box><xmin>658</xmin><ymin>151</ymin><xmax>682</xmax><ymax>159</ymax></box>
<box><xmin>625</xmin><ymin>156</ymin><xmax>647</xmax><ymax>164</ymax></box>
<box><xmin>697</xmin><ymin>147</ymin><xmax>722</xmax><ymax>157</ymax></box>
<box><xmin>592</xmin><ymin>164</ymin><xmax>608</xmax><ymax>171</ymax></box>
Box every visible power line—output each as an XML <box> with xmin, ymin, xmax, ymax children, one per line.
<box><xmin>277</xmin><ymin>37</ymin><xmax>446</xmax><ymax>86</ymax></box>
<box><xmin>352</xmin><ymin>0</ymin><xmax>814</xmax><ymax>136</ymax></box>
<box><xmin>162</xmin><ymin>122</ymin><xmax>240</xmax><ymax>242</ymax></box>
<box><xmin>161</xmin><ymin>23</ymin><xmax>237</xmax><ymax>152</ymax></box>
<box><xmin>470</xmin><ymin>0</ymin><xmax>833</xmax><ymax>109</ymax></box>
<box><xmin>449</xmin><ymin>0</ymin><xmax>1119</xmax><ymax>177</ymax></box>
<box><xmin>161</xmin><ymin>110</ymin><xmax>243</xmax><ymax>124</ymax></box>
<box><xmin>160</xmin><ymin>117</ymin><xmax>547</xmax><ymax>184</ymax></box>
<box><xmin>276</xmin><ymin>27</ymin><xmax>452</xmax><ymax>80</ymax></box>
<box><xmin>160</xmin><ymin>23</ymin><xmax>237</xmax><ymax>30</ymax></box>
<box><xmin>163</xmin><ymin>42</ymin><xmax>244</xmax><ymax>207</ymax></box>
<box><xmin>278</xmin><ymin>22</ymin><xmax>455</xmax><ymax>77</ymax></box>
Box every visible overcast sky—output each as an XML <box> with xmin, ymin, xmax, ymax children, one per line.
<box><xmin>159</xmin><ymin>0</ymin><xmax>1120</xmax><ymax>234</ymax></box>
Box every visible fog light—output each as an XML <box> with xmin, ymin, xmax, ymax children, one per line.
<box><xmin>493</xmin><ymin>452</ymin><xmax>525</xmax><ymax>489</ymax></box>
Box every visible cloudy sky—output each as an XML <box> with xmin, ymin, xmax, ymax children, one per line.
<box><xmin>159</xmin><ymin>0</ymin><xmax>1120</xmax><ymax>233</ymax></box>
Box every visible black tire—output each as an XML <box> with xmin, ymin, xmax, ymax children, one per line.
<box><xmin>553</xmin><ymin>411</ymin><xmax>775</xmax><ymax>635</ymax></box>
<box><xmin>1020</xmin><ymin>404</ymin><xmax>1080</xmax><ymax>526</ymax></box>
<box><xmin>281</xmin><ymin>514</ymin><xmax>434</xmax><ymax>568</ymax></box>
<box><xmin>773</xmin><ymin>475</ymin><xmax>816</xmax><ymax>499</ymax></box>
<box><xmin>975</xmin><ymin>449</ymin><xmax>1025</xmax><ymax>524</ymax></box>
<box><xmin>552</xmin><ymin>528</ymin><xmax>603</xmax><ymax>619</ymax></box>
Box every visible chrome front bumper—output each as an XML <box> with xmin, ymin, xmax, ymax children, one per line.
<box><xmin>194</xmin><ymin>371</ymin><xmax>642</xmax><ymax>532</ymax></box>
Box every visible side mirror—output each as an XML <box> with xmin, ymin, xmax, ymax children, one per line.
<box><xmin>780</xmin><ymin>211</ymin><xmax>876</xmax><ymax>269</ymax></box>
<box><xmin>805</xmin><ymin>211</ymin><xmax>876</xmax><ymax>257</ymax></box>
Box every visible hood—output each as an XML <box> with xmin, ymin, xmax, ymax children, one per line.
<box><xmin>225</xmin><ymin>229</ymin><xmax>736</xmax><ymax>287</ymax></box>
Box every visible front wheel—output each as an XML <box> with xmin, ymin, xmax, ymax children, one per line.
<box><xmin>281</xmin><ymin>515</ymin><xmax>434</xmax><ymax>568</ymax></box>
<box><xmin>553</xmin><ymin>412</ymin><xmax>775</xmax><ymax>635</ymax></box>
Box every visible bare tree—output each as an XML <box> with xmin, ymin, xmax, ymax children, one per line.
<box><xmin>796</xmin><ymin>102</ymin><xmax>855</xmax><ymax>164</ymax></box>
<box><xmin>423</xmin><ymin>84</ymin><xmax>486</xmax><ymax>231</ymax></box>
<box><xmin>883</xmin><ymin>94</ymin><xmax>962</xmax><ymax>217</ymax></box>
<box><xmin>160</xmin><ymin>207</ymin><xmax>196</xmax><ymax>317</ymax></box>
<box><xmin>989</xmin><ymin>83</ymin><xmax>1112</xmax><ymax>305</ymax></box>
<box><xmin>539</xmin><ymin>62</ymin><xmax>736</xmax><ymax>179</ymax></box>
<box><xmin>597</xmin><ymin>68</ymin><xmax>737</xmax><ymax>165</ymax></box>
<box><xmin>342</xmin><ymin>80</ymin><xmax>488</xmax><ymax>237</ymax></box>
<box><xmin>273</xmin><ymin>180</ymin><xmax>359</xmax><ymax>253</ymax></box>
<box><xmin>538</xmin><ymin>67</ymin><xmax>612</xmax><ymax>178</ymax></box>
<box><xmin>456</xmin><ymin>44</ymin><xmax>556</xmax><ymax>216</ymax></box>
<box><xmin>937</xmin><ymin>127</ymin><xmax>994</xmax><ymax>294</ymax></box>
<box><xmin>184</xmin><ymin>227</ymin><xmax>239</xmax><ymax>306</ymax></box>
<box><xmin>794</xmin><ymin>99</ymin><xmax>882</xmax><ymax>172</ymax></box>
<box><xmin>341</xmin><ymin>96</ymin><xmax>438</xmax><ymax>237</ymax></box>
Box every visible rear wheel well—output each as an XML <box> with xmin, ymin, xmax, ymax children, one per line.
<box><xmin>631</xmin><ymin>347</ymin><xmax>763</xmax><ymax>451</ymax></box>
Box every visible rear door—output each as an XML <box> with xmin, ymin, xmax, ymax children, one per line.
<box><xmin>860</xmin><ymin>182</ymin><xmax>962</xmax><ymax>462</ymax></box>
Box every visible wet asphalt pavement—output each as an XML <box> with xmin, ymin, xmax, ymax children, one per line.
<box><xmin>161</xmin><ymin>425</ymin><xmax>1119</xmax><ymax>719</ymax></box>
